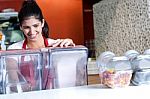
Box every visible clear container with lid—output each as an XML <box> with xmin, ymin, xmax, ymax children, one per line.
<box><xmin>130</xmin><ymin>52</ymin><xmax>150</xmax><ymax>85</ymax></box>
<box><xmin>0</xmin><ymin>49</ymin><xmax>44</xmax><ymax>94</ymax></box>
<box><xmin>97</xmin><ymin>51</ymin><xmax>132</xmax><ymax>88</ymax></box>
<box><xmin>48</xmin><ymin>45</ymin><xmax>88</xmax><ymax>88</ymax></box>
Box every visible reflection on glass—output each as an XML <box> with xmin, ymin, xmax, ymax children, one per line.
<box><xmin>5</xmin><ymin>70</ymin><xmax>31</xmax><ymax>94</ymax></box>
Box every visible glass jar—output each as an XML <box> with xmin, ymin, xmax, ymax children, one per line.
<box><xmin>97</xmin><ymin>52</ymin><xmax>132</xmax><ymax>88</ymax></box>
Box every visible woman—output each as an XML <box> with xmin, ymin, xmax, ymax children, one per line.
<box><xmin>5</xmin><ymin>0</ymin><xmax>75</xmax><ymax>93</ymax></box>
<box><xmin>8</xmin><ymin>0</ymin><xmax>75</xmax><ymax>50</ymax></box>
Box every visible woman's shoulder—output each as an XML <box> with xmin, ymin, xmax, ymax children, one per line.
<box><xmin>7</xmin><ymin>40</ymin><xmax>24</xmax><ymax>50</ymax></box>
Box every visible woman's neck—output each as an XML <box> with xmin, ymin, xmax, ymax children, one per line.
<box><xmin>27</xmin><ymin>38</ymin><xmax>45</xmax><ymax>49</ymax></box>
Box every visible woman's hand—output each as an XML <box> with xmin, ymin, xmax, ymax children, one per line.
<box><xmin>48</xmin><ymin>38</ymin><xmax>75</xmax><ymax>47</ymax></box>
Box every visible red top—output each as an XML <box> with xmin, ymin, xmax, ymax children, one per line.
<box><xmin>22</xmin><ymin>37</ymin><xmax>49</xmax><ymax>49</ymax></box>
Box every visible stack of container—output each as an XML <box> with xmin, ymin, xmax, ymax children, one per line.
<box><xmin>0</xmin><ymin>45</ymin><xmax>88</xmax><ymax>94</ymax></box>
<box><xmin>125</xmin><ymin>49</ymin><xmax>150</xmax><ymax>86</ymax></box>
<box><xmin>97</xmin><ymin>49</ymin><xmax>150</xmax><ymax>88</ymax></box>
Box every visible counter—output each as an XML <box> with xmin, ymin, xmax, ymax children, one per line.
<box><xmin>0</xmin><ymin>84</ymin><xmax>149</xmax><ymax>99</ymax></box>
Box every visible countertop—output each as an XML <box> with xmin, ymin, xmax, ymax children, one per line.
<box><xmin>0</xmin><ymin>84</ymin><xmax>150</xmax><ymax>99</ymax></box>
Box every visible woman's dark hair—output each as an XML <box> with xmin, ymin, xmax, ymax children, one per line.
<box><xmin>18</xmin><ymin>0</ymin><xmax>49</xmax><ymax>38</ymax></box>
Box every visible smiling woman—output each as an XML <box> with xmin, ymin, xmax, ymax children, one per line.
<box><xmin>7</xmin><ymin>0</ymin><xmax>75</xmax><ymax>50</ymax></box>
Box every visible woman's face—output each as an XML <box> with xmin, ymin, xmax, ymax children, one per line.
<box><xmin>20</xmin><ymin>16</ymin><xmax>44</xmax><ymax>41</ymax></box>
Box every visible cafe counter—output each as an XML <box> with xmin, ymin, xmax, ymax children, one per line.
<box><xmin>0</xmin><ymin>84</ymin><xmax>149</xmax><ymax>99</ymax></box>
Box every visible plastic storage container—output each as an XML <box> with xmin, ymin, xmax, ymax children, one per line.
<box><xmin>0</xmin><ymin>49</ymin><xmax>43</xmax><ymax>94</ymax></box>
<box><xmin>97</xmin><ymin>51</ymin><xmax>132</xmax><ymax>88</ymax></box>
<box><xmin>0</xmin><ymin>46</ymin><xmax>88</xmax><ymax>94</ymax></box>
<box><xmin>130</xmin><ymin>52</ymin><xmax>150</xmax><ymax>85</ymax></box>
<box><xmin>48</xmin><ymin>45</ymin><xmax>88</xmax><ymax>88</ymax></box>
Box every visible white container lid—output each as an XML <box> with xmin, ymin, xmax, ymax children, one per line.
<box><xmin>96</xmin><ymin>51</ymin><xmax>115</xmax><ymax>67</ymax></box>
<box><xmin>124</xmin><ymin>50</ymin><xmax>139</xmax><ymax>59</ymax></box>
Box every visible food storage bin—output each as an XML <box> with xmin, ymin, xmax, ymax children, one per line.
<box><xmin>97</xmin><ymin>51</ymin><xmax>132</xmax><ymax>88</ymax></box>
<box><xmin>0</xmin><ymin>45</ymin><xmax>88</xmax><ymax>93</ymax></box>
<box><xmin>48</xmin><ymin>45</ymin><xmax>88</xmax><ymax>88</ymax></box>
<box><xmin>130</xmin><ymin>53</ymin><xmax>150</xmax><ymax>85</ymax></box>
<box><xmin>0</xmin><ymin>49</ymin><xmax>43</xmax><ymax>94</ymax></box>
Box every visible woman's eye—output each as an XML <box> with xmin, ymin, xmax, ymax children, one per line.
<box><xmin>33</xmin><ymin>24</ymin><xmax>38</xmax><ymax>28</ymax></box>
<box><xmin>22</xmin><ymin>26</ymin><xmax>29</xmax><ymax>29</ymax></box>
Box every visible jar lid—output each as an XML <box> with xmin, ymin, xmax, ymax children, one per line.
<box><xmin>99</xmin><ymin>51</ymin><xmax>115</xmax><ymax>60</ymax></box>
<box><xmin>96</xmin><ymin>51</ymin><xmax>115</xmax><ymax>67</ymax></box>
<box><xmin>112</xmin><ymin>56</ymin><xmax>128</xmax><ymax>61</ymax></box>
<box><xmin>124</xmin><ymin>50</ymin><xmax>139</xmax><ymax>59</ymax></box>
<box><xmin>136</xmin><ymin>55</ymin><xmax>150</xmax><ymax>60</ymax></box>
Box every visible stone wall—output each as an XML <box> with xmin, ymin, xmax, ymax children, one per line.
<box><xmin>93</xmin><ymin>0</ymin><xmax>150</xmax><ymax>57</ymax></box>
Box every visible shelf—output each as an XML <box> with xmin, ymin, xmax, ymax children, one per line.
<box><xmin>0</xmin><ymin>12</ymin><xmax>18</xmax><ymax>20</ymax></box>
